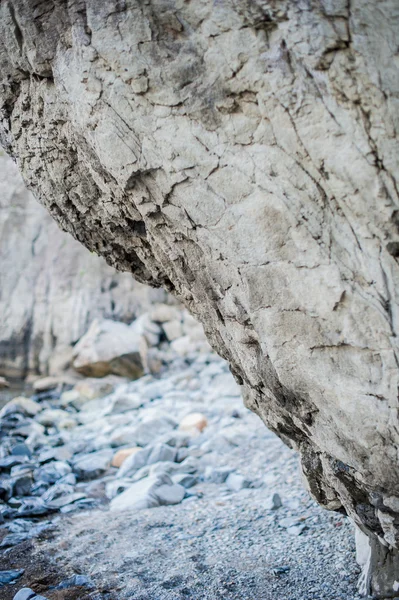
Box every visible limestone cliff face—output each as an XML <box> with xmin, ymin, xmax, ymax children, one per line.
<box><xmin>0</xmin><ymin>152</ymin><xmax>166</xmax><ymax>378</ymax></box>
<box><xmin>1</xmin><ymin>1</ymin><xmax>399</xmax><ymax>595</ymax></box>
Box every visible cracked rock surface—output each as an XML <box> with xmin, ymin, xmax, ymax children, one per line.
<box><xmin>1</xmin><ymin>1</ymin><xmax>399</xmax><ymax>596</ymax></box>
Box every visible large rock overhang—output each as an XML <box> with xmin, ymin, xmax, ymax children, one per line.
<box><xmin>1</xmin><ymin>1</ymin><xmax>399</xmax><ymax>596</ymax></box>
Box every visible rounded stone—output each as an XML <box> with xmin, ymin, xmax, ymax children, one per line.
<box><xmin>111</xmin><ymin>447</ymin><xmax>141</xmax><ymax>468</ymax></box>
<box><xmin>179</xmin><ymin>413</ymin><xmax>208</xmax><ymax>433</ymax></box>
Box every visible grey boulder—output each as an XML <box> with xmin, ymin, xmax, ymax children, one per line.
<box><xmin>72</xmin><ymin>318</ymin><xmax>145</xmax><ymax>378</ymax></box>
<box><xmin>110</xmin><ymin>474</ymin><xmax>185</xmax><ymax>511</ymax></box>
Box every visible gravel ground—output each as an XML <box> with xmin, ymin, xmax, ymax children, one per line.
<box><xmin>37</xmin><ymin>431</ymin><xmax>362</xmax><ymax>600</ymax></box>
<box><xmin>2</xmin><ymin>416</ymin><xmax>363</xmax><ymax>600</ymax></box>
<box><xmin>0</xmin><ymin>343</ymin><xmax>365</xmax><ymax>599</ymax></box>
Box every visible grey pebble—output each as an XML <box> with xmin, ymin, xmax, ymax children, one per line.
<box><xmin>286</xmin><ymin>524</ymin><xmax>307</xmax><ymax>536</ymax></box>
<box><xmin>265</xmin><ymin>492</ymin><xmax>283</xmax><ymax>510</ymax></box>
<box><xmin>225</xmin><ymin>473</ymin><xmax>251</xmax><ymax>491</ymax></box>
<box><xmin>12</xmin><ymin>474</ymin><xmax>33</xmax><ymax>497</ymax></box>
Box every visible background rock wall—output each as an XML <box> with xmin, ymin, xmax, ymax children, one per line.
<box><xmin>0</xmin><ymin>152</ymin><xmax>168</xmax><ymax>378</ymax></box>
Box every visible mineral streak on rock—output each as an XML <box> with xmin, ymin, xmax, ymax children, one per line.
<box><xmin>1</xmin><ymin>1</ymin><xmax>399</xmax><ymax>596</ymax></box>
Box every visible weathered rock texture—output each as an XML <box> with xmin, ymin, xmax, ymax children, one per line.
<box><xmin>0</xmin><ymin>1</ymin><xmax>399</xmax><ymax>596</ymax></box>
<box><xmin>0</xmin><ymin>151</ymin><xmax>167</xmax><ymax>378</ymax></box>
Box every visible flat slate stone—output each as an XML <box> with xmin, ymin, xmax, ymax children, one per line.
<box><xmin>0</xmin><ymin>533</ymin><xmax>31</xmax><ymax>547</ymax></box>
<box><xmin>46</xmin><ymin>492</ymin><xmax>86</xmax><ymax>509</ymax></box>
<box><xmin>0</xmin><ymin>456</ymin><xmax>27</xmax><ymax>469</ymax></box>
<box><xmin>0</xmin><ymin>569</ymin><xmax>24</xmax><ymax>585</ymax></box>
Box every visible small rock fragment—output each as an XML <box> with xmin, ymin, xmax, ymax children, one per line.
<box><xmin>38</xmin><ymin>447</ymin><xmax>73</xmax><ymax>464</ymax></box>
<box><xmin>272</xmin><ymin>566</ymin><xmax>290</xmax><ymax>576</ymax></box>
<box><xmin>170</xmin><ymin>336</ymin><xmax>194</xmax><ymax>357</ymax></box>
<box><xmin>11</xmin><ymin>474</ymin><xmax>32</xmax><ymax>497</ymax></box>
<box><xmin>225</xmin><ymin>473</ymin><xmax>251</xmax><ymax>492</ymax></box>
<box><xmin>12</xmin><ymin>589</ymin><xmax>36</xmax><ymax>600</ymax></box>
<box><xmin>33</xmin><ymin>376</ymin><xmax>61</xmax><ymax>392</ymax></box>
<box><xmin>59</xmin><ymin>389</ymin><xmax>81</xmax><ymax>407</ymax></box>
<box><xmin>110</xmin><ymin>426</ymin><xmax>139</xmax><ymax>447</ymax></box>
<box><xmin>179</xmin><ymin>413</ymin><xmax>208</xmax><ymax>434</ymax></box>
<box><xmin>286</xmin><ymin>524</ymin><xmax>306</xmax><ymax>536</ymax></box>
<box><xmin>117</xmin><ymin>448</ymin><xmax>149</xmax><ymax>478</ymax></box>
<box><xmin>111</xmin><ymin>447</ymin><xmax>141</xmax><ymax>468</ymax></box>
<box><xmin>105</xmin><ymin>479</ymin><xmax>133</xmax><ymax>500</ymax></box>
<box><xmin>37</xmin><ymin>409</ymin><xmax>71</xmax><ymax>427</ymax></box>
<box><xmin>0</xmin><ymin>376</ymin><xmax>10</xmax><ymax>389</ymax></box>
<box><xmin>118</xmin><ymin>443</ymin><xmax>176</xmax><ymax>478</ymax></box>
<box><xmin>157</xmin><ymin>432</ymin><xmax>190</xmax><ymax>448</ymax></box>
<box><xmin>0</xmin><ymin>456</ymin><xmax>27</xmax><ymax>469</ymax></box>
<box><xmin>8</xmin><ymin>497</ymin><xmax>23</xmax><ymax>508</ymax></box>
<box><xmin>204</xmin><ymin>466</ymin><xmax>233</xmax><ymax>484</ymax></box>
<box><xmin>163</xmin><ymin>320</ymin><xmax>183</xmax><ymax>341</ymax></box>
<box><xmin>265</xmin><ymin>492</ymin><xmax>282</xmax><ymax>510</ymax></box>
<box><xmin>0</xmin><ymin>397</ymin><xmax>41</xmax><ymax>418</ymax></box>
<box><xmin>72</xmin><ymin>449</ymin><xmax>113</xmax><ymax>480</ymax></box>
<box><xmin>173</xmin><ymin>473</ymin><xmax>197</xmax><ymax>489</ymax></box>
<box><xmin>17</xmin><ymin>498</ymin><xmax>49</xmax><ymax>517</ymax></box>
<box><xmin>279</xmin><ymin>516</ymin><xmax>307</xmax><ymax>536</ymax></box>
<box><xmin>1</xmin><ymin>533</ymin><xmax>31</xmax><ymax>547</ymax></box>
<box><xmin>73</xmin><ymin>378</ymin><xmax>116</xmax><ymax>400</ymax></box>
<box><xmin>111</xmin><ymin>473</ymin><xmax>184</xmax><ymax>511</ymax></box>
<box><xmin>52</xmin><ymin>574</ymin><xmax>94</xmax><ymax>590</ymax></box>
<box><xmin>134</xmin><ymin>418</ymin><xmax>177</xmax><ymax>447</ymax></box>
<box><xmin>60</xmin><ymin>498</ymin><xmax>98</xmax><ymax>513</ymax></box>
<box><xmin>175</xmin><ymin>447</ymin><xmax>189</xmax><ymax>463</ymax></box>
<box><xmin>34</xmin><ymin>461</ymin><xmax>72</xmax><ymax>484</ymax></box>
<box><xmin>106</xmin><ymin>394</ymin><xmax>142</xmax><ymax>415</ymax></box>
<box><xmin>156</xmin><ymin>482</ymin><xmax>186</xmax><ymax>505</ymax></box>
<box><xmin>45</xmin><ymin>493</ymin><xmax>87</xmax><ymax>509</ymax></box>
<box><xmin>110</xmin><ymin>475</ymin><xmax>162</xmax><ymax>511</ymax></box>
<box><xmin>147</xmin><ymin>443</ymin><xmax>177</xmax><ymax>465</ymax></box>
<box><xmin>0</xmin><ymin>569</ymin><xmax>24</xmax><ymax>584</ymax></box>
<box><xmin>11</xmin><ymin>444</ymin><xmax>32</xmax><ymax>458</ymax></box>
<box><xmin>150</xmin><ymin>304</ymin><xmax>180</xmax><ymax>323</ymax></box>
